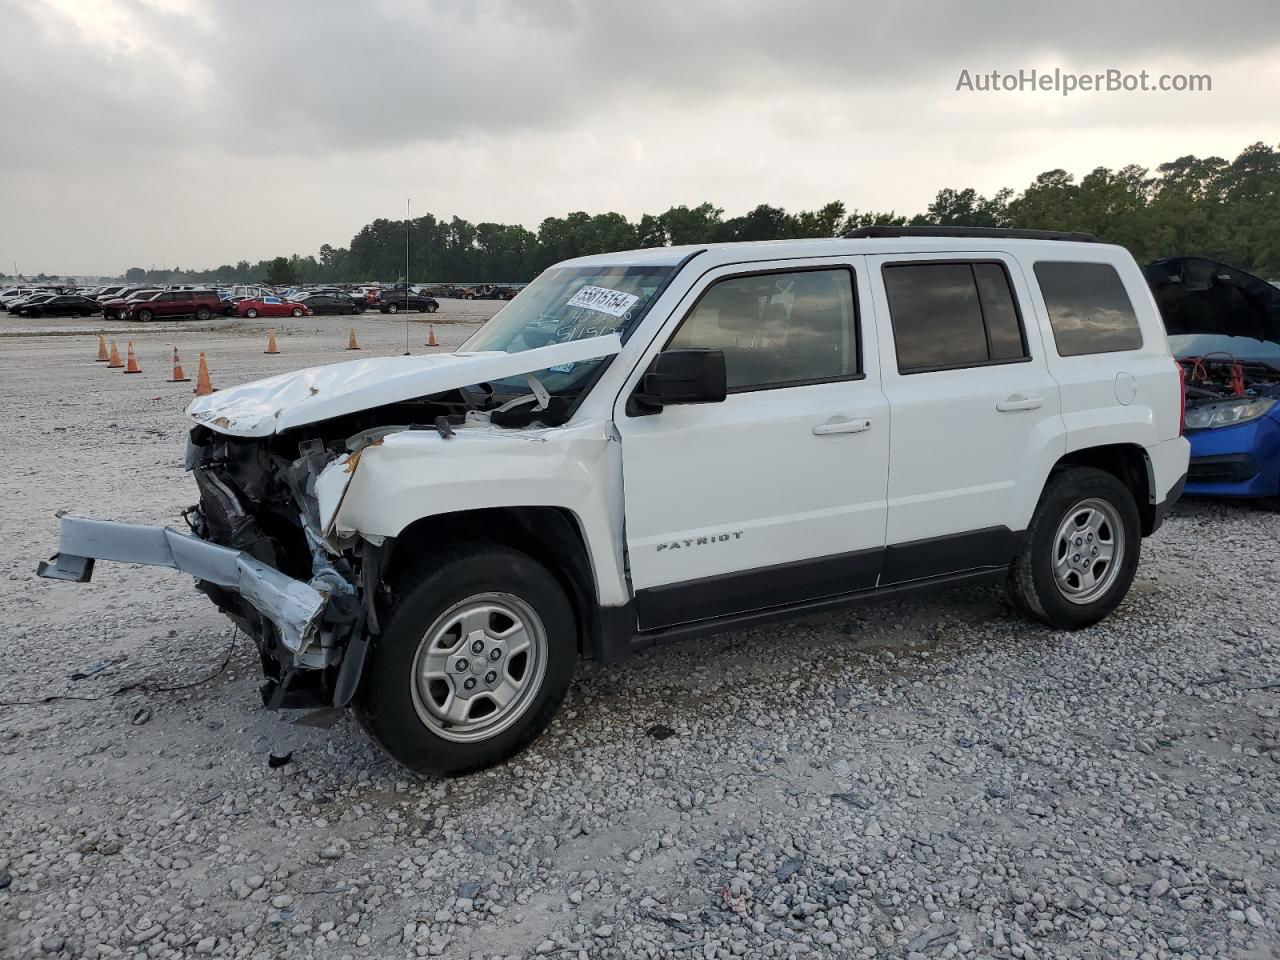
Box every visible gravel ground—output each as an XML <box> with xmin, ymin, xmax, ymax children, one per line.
<box><xmin>1</xmin><ymin>302</ymin><xmax>1278</xmax><ymax>960</ymax></box>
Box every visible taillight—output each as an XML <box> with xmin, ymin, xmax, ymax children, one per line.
<box><xmin>1176</xmin><ymin>362</ymin><xmax>1187</xmax><ymax>435</ymax></box>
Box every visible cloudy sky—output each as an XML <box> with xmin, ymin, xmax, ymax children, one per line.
<box><xmin>2</xmin><ymin>0</ymin><xmax>1278</xmax><ymax>275</ymax></box>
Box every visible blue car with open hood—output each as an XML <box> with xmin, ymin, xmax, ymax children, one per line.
<box><xmin>1146</xmin><ymin>256</ymin><xmax>1280</xmax><ymax>507</ymax></box>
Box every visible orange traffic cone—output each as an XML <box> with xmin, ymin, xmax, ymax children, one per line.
<box><xmin>427</xmin><ymin>324</ymin><xmax>438</xmax><ymax>347</ymax></box>
<box><xmin>265</xmin><ymin>330</ymin><xmax>280</xmax><ymax>354</ymax></box>
<box><xmin>95</xmin><ymin>334</ymin><xmax>109</xmax><ymax>362</ymax></box>
<box><xmin>346</xmin><ymin>328</ymin><xmax>360</xmax><ymax>351</ymax></box>
<box><xmin>194</xmin><ymin>353</ymin><xmax>215</xmax><ymax>396</ymax></box>
<box><xmin>106</xmin><ymin>341</ymin><xmax>123</xmax><ymax>368</ymax></box>
<box><xmin>123</xmin><ymin>342</ymin><xmax>142</xmax><ymax>374</ymax></box>
<box><xmin>167</xmin><ymin>347</ymin><xmax>190</xmax><ymax>383</ymax></box>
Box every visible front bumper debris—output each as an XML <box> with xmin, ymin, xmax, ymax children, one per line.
<box><xmin>38</xmin><ymin>514</ymin><xmax>329</xmax><ymax>659</ymax></box>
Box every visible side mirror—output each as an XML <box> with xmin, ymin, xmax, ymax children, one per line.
<box><xmin>630</xmin><ymin>349</ymin><xmax>727</xmax><ymax>414</ymax></box>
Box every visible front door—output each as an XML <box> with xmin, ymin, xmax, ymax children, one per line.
<box><xmin>615</xmin><ymin>259</ymin><xmax>891</xmax><ymax>630</ymax></box>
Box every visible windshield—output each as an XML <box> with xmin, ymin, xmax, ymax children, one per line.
<box><xmin>460</xmin><ymin>264</ymin><xmax>676</xmax><ymax>395</ymax></box>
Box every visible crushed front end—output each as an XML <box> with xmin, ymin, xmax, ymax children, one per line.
<box><xmin>39</xmin><ymin>424</ymin><xmax>378</xmax><ymax>709</ymax></box>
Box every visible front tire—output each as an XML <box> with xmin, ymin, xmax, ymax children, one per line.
<box><xmin>356</xmin><ymin>544</ymin><xmax>577</xmax><ymax>776</ymax></box>
<box><xmin>291</xmin><ymin>307</ymin><xmax>303</xmax><ymax>317</ymax></box>
<box><xmin>387</xmin><ymin>302</ymin><xmax>399</xmax><ymax>314</ymax></box>
<box><xmin>137</xmin><ymin>308</ymin><xmax>153</xmax><ymax>322</ymax></box>
<box><xmin>1007</xmin><ymin>467</ymin><xmax>1141</xmax><ymax>629</ymax></box>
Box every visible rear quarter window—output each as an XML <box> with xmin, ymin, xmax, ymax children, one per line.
<box><xmin>1034</xmin><ymin>261</ymin><xmax>1143</xmax><ymax>357</ymax></box>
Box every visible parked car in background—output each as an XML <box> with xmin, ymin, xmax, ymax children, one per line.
<box><xmin>378</xmin><ymin>290</ymin><xmax>438</xmax><ymax>314</ymax></box>
<box><xmin>223</xmin><ymin>285</ymin><xmax>273</xmax><ymax>304</ymax></box>
<box><xmin>12</xmin><ymin>294</ymin><xmax>102</xmax><ymax>318</ymax></box>
<box><xmin>100</xmin><ymin>289</ymin><xmax>162</xmax><ymax>319</ymax></box>
<box><xmin>295</xmin><ymin>292</ymin><xmax>364</xmax><ymax>315</ymax></box>
<box><xmin>1146</xmin><ymin>256</ymin><xmax>1280</xmax><ymax>507</ymax></box>
<box><xmin>93</xmin><ymin>285</ymin><xmax>128</xmax><ymax>300</ymax></box>
<box><xmin>121</xmin><ymin>290</ymin><xmax>227</xmax><ymax>322</ymax></box>
<box><xmin>473</xmin><ymin>283</ymin><xmax>517</xmax><ymax>300</ymax></box>
<box><xmin>6</xmin><ymin>293</ymin><xmax>57</xmax><ymax>314</ymax></box>
<box><xmin>235</xmin><ymin>296</ymin><xmax>313</xmax><ymax>319</ymax></box>
<box><xmin>2</xmin><ymin>288</ymin><xmax>53</xmax><ymax>308</ymax></box>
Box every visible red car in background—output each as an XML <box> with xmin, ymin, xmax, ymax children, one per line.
<box><xmin>235</xmin><ymin>296</ymin><xmax>313</xmax><ymax>319</ymax></box>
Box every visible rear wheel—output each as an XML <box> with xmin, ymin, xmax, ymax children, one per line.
<box><xmin>1007</xmin><ymin>467</ymin><xmax>1141</xmax><ymax>629</ymax></box>
<box><xmin>426</xmin><ymin>301</ymin><xmax>438</xmax><ymax>313</ymax></box>
<box><xmin>195</xmin><ymin>306</ymin><xmax>211</xmax><ymax>321</ymax></box>
<box><xmin>355</xmin><ymin>544</ymin><xmax>576</xmax><ymax>776</ymax></box>
<box><xmin>387</xmin><ymin>302</ymin><xmax>399</xmax><ymax>314</ymax></box>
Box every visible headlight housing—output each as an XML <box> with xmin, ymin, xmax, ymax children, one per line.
<box><xmin>1183</xmin><ymin>396</ymin><xmax>1276</xmax><ymax>430</ymax></box>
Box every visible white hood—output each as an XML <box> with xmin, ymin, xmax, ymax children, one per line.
<box><xmin>186</xmin><ymin>335</ymin><xmax>622</xmax><ymax>437</ymax></box>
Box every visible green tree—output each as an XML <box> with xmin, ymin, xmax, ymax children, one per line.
<box><xmin>265</xmin><ymin>256</ymin><xmax>296</xmax><ymax>285</ymax></box>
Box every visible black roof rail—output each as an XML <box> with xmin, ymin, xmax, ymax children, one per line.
<box><xmin>842</xmin><ymin>225</ymin><xmax>1099</xmax><ymax>243</ymax></box>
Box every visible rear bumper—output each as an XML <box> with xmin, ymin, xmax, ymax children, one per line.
<box><xmin>37</xmin><ymin>514</ymin><xmax>331</xmax><ymax>663</ymax></box>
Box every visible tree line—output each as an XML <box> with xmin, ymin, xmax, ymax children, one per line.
<box><xmin>16</xmin><ymin>140</ymin><xmax>1279</xmax><ymax>286</ymax></box>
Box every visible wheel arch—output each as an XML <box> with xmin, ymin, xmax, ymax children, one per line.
<box><xmin>1051</xmin><ymin>443</ymin><xmax>1159</xmax><ymax>535</ymax></box>
<box><xmin>383</xmin><ymin>506</ymin><xmax>604</xmax><ymax>660</ymax></box>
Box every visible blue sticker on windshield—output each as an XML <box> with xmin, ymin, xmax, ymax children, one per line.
<box><xmin>549</xmin><ymin>362</ymin><xmax>575</xmax><ymax>374</ymax></box>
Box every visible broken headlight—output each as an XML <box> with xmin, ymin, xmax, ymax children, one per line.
<box><xmin>1183</xmin><ymin>396</ymin><xmax>1275</xmax><ymax>430</ymax></box>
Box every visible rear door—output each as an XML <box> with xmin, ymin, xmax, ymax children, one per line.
<box><xmin>616</xmin><ymin>259</ymin><xmax>891</xmax><ymax>629</ymax></box>
<box><xmin>867</xmin><ymin>253</ymin><xmax>1065</xmax><ymax>581</ymax></box>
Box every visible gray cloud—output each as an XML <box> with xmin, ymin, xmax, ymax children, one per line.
<box><xmin>1</xmin><ymin>0</ymin><xmax>1277</xmax><ymax>273</ymax></box>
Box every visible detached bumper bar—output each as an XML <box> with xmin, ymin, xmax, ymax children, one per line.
<box><xmin>37</xmin><ymin>514</ymin><xmax>327</xmax><ymax>655</ymax></box>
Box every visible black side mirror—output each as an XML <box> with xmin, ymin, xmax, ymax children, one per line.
<box><xmin>630</xmin><ymin>349</ymin><xmax>727</xmax><ymax>414</ymax></box>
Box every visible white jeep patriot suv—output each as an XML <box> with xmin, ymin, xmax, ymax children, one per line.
<box><xmin>39</xmin><ymin>227</ymin><xmax>1189</xmax><ymax>775</ymax></box>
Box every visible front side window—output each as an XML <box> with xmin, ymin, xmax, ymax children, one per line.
<box><xmin>1034</xmin><ymin>261</ymin><xmax>1143</xmax><ymax>357</ymax></box>
<box><xmin>667</xmin><ymin>268</ymin><xmax>858</xmax><ymax>391</ymax></box>
<box><xmin>882</xmin><ymin>261</ymin><xmax>1029</xmax><ymax>373</ymax></box>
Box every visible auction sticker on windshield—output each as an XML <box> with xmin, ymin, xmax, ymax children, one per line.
<box><xmin>566</xmin><ymin>285</ymin><xmax>640</xmax><ymax>317</ymax></box>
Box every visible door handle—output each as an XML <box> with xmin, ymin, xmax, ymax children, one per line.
<box><xmin>995</xmin><ymin>395</ymin><xmax>1044</xmax><ymax>413</ymax></box>
<box><xmin>812</xmin><ymin>417</ymin><xmax>872</xmax><ymax>436</ymax></box>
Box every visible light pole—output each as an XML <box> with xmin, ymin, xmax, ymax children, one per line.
<box><xmin>403</xmin><ymin>198</ymin><xmax>411</xmax><ymax>355</ymax></box>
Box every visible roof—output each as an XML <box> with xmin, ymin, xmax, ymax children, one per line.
<box><xmin>558</xmin><ymin>235</ymin><xmax>1125</xmax><ymax>270</ymax></box>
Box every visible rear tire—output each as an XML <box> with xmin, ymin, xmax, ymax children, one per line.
<box><xmin>245</xmin><ymin>308</ymin><xmax>258</xmax><ymax>319</ymax></box>
<box><xmin>387</xmin><ymin>302</ymin><xmax>399</xmax><ymax>314</ymax></box>
<box><xmin>426</xmin><ymin>301</ymin><xmax>438</xmax><ymax>313</ymax></box>
<box><xmin>355</xmin><ymin>544</ymin><xmax>577</xmax><ymax>776</ymax></box>
<box><xmin>1007</xmin><ymin>467</ymin><xmax>1141</xmax><ymax>629</ymax></box>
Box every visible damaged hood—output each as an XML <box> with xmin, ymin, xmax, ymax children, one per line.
<box><xmin>187</xmin><ymin>334</ymin><xmax>622</xmax><ymax>437</ymax></box>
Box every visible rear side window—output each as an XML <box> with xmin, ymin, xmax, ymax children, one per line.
<box><xmin>882</xmin><ymin>261</ymin><xmax>1029</xmax><ymax>373</ymax></box>
<box><xmin>667</xmin><ymin>268</ymin><xmax>859</xmax><ymax>392</ymax></box>
<box><xmin>1034</xmin><ymin>261</ymin><xmax>1143</xmax><ymax>356</ymax></box>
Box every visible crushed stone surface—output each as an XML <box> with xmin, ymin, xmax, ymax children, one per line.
<box><xmin>1</xmin><ymin>301</ymin><xmax>1277</xmax><ymax>959</ymax></box>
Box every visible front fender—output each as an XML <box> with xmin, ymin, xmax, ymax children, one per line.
<box><xmin>323</xmin><ymin>423</ymin><xmax>629</xmax><ymax>605</ymax></box>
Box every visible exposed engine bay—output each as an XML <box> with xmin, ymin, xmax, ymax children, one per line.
<box><xmin>1145</xmin><ymin>256</ymin><xmax>1280</xmax><ymax>427</ymax></box>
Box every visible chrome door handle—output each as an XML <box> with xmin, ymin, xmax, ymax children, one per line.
<box><xmin>812</xmin><ymin>417</ymin><xmax>872</xmax><ymax>436</ymax></box>
<box><xmin>995</xmin><ymin>395</ymin><xmax>1044</xmax><ymax>412</ymax></box>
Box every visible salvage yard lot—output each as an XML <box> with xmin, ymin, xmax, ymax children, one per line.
<box><xmin>1</xmin><ymin>301</ymin><xmax>1278</xmax><ymax>960</ymax></box>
